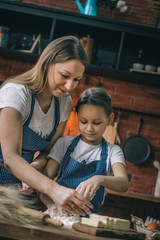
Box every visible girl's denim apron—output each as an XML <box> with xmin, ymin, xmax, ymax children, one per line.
<box><xmin>0</xmin><ymin>93</ymin><xmax>60</xmax><ymax>184</ymax></box>
<box><xmin>57</xmin><ymin>135</ymin><xmax>108</xmax><ymax>213</ymax></box>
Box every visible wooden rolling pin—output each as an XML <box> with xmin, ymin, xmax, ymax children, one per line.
<box><xmin>21</xmin><ymin>207</ymin><xmax>63</xmax><ymax>227</ymax></box>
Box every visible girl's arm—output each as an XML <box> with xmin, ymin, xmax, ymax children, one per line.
<box><xmin>43</xmin><ymin>158</ymin><xmax>60</xmax><ymax>179</ymax></box>
<box><xmin>31</xmin><ymin>120</ymin><xmax>67</xmax><ymax>169</ymax></box>
<box><xmin>76</xmin><ymin>163</ymin><xmax>129</xmax><ymax>200</ymax></box>
<box><xmin>0</xmin><ymin>107</ymin><xmax>92</xmax><ymax>215</ymax></box>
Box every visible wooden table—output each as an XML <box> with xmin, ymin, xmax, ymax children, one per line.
<box><xmin>0</xmin><ymin>221</ymin><xmax>122</xmax><ymax>240</ymax></box>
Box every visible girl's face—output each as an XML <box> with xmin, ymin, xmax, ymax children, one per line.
<box><xmin>46</xmin><ymin>59</ymin><xmax>85</xmax><ymax>97</ymax></box>
<box><xmin>78</xmin><ymin>104</ymin><xmax>113</xmax><ymax>145</ymax></box>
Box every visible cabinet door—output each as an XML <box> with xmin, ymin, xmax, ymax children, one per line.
<box><xmin>99</xmin><ymin>194</ymin><xmax>134</xmax><ymax>220</ymax></box>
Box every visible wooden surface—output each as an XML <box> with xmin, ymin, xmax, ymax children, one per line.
<box><xmin>0</xmin><ymin>221</ymin><xmax>123</xmax><ymax>240</ymax></box>
<box><xmin>108</xmin><ymin>190</ymin><xmax>160</xmax><ymax>203</ymax></box>
<box><xmin>72</xmin><ymin>223</ymin><xmax>146</xmax><ymax>240</ymax></box>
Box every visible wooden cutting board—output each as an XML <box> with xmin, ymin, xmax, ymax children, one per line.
<box><xmin>103</xmin><ymin>125</ymin><xmax>117</xmax><ymax>144</ymax></box>
<box><xmin>72</xmin><ymin>223</ymin><xmax>146</xmax><ymax>240</ymax></box>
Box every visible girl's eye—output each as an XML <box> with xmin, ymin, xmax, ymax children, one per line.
<box><xmin>61</xmin><ymin>74</ymin><xmax>68</xmax><ymax>78</ymax></box>
<box><xmin>80</xmin><ymin>120</ymin><xmax>87</xmax><ymax>124</ymax></box>
<box><xmin>73</xmin><ymin>78</ymin><xmax>81</xmax><ymax>82</ymax></box>
<box><xmin>94</xmin><ymin>122</ymin><xmax>101</xmax><ymax>125</ymax></box>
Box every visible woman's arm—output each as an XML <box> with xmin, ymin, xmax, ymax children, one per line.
<box><xmin>0</xmin><ymin>107</ymin><xmax>92</xmax><ymax>215</ymax></box>
<box><xmin>45</xmin><ymin>120</ymin><xmax>67</xmax><ymax>152</ymax></box>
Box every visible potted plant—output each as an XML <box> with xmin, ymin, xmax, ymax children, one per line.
<box><xmin>98</xmin><ymin>0</ymin><xmax>128</xmax><ymax>13</ymax></box>
<box><xmin>75</xmin><ymin>0</ymin><xmax>128</xmax><ymax>16</ymax></box>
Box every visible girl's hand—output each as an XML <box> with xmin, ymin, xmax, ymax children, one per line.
<box><xmin>76</xmin><ymin>175</ymin><xmax>101</xmax><ymax>201</ymax></box>
<box><xmin>19</xmin><ymin>182</ymin><xmax>34</xmax><ymax>195</ymax></box>
<box><xmin>49</xmin><ymin>183</ymin><xmax>93</xmax><ymax>215</ymax></box>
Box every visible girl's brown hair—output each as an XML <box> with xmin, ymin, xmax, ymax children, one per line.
<box><xmin>75</xmin><ymin>87</ymin><xmax>113</xmax><ymax>117</ymax></box>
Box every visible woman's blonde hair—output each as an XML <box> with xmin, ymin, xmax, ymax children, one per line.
<box><xmin>1</xmin><ymin>36</ymin><xmax>88</xmax><ymax>93</ymax></box>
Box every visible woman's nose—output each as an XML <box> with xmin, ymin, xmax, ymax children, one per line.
<box><xmin>64</xmin><ymin>79</ymin><xmax>78</xmax><ymax>92</ymax></box>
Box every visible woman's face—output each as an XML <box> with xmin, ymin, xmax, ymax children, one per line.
<box><xmin>78</xmin><ymin>104</ymin><xmax>111</xmax><ymax>145</ymax></box>
<box><xmin>46</xmin><ymin>59</ymin><xmax>85</xmax><ymax>97</ymax></box>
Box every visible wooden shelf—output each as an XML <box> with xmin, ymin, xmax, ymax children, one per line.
<box><xmin>130</xmin><ymin>68</ymin><xmax>160</xmax><ymax>76</ymax></box>
<box><xmin>108</xmin><ymin>190</ymin><xmax>160</xmax><ymax>203</ymax></box>
<box><xmin>87</xmin><ymin>65</ymin><xmax>160</xmax><ymax>88</ymax></box>
<box><xmin>0</xmin><ymin>0</ymin><xmax>160</xmax><ymax>89</ymax></box>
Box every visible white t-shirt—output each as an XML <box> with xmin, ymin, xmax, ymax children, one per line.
<box><xmin>48</xmin><ymin>136</ymin><xmax>125</xmax><ymax>175</ymax></box>
<box><xmin>0</xmin><ymin>83</ymin><xmax>72</xmax><ymax>138</ymax></box>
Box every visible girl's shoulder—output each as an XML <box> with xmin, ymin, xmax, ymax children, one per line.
<box><xmin>55</xmin><ymin>135</ymin><xmax>75</xmax><ymax>147</ymax></box>
<box><xmin>107</xmin><ymin>142</ymin><xmax>122</xmax><ymax>150</ymax></box>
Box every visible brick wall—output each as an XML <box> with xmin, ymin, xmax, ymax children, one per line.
<box><xmin>1</xmin><ymin>0</ymin><xmax>160</xmax><ymax>196</ymax></box>
<box><xmin>21</xmin><ymin>0</ymin><xmax>160</xmax><ymax>28</ymax></box>
<box><xmin>1</xmin><ymin>56</ymin><xmax>160</xmax><ymax>196</ymax></box>
<box><xmin>64</xmin><ymin>75</ymin><xmax>160</xmax><ymax>196</ymax></box>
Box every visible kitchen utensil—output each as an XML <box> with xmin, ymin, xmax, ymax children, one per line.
<box><xmin>122</xmin><ymin>119</ymin><xmax>151</xmax><ymax>164</ymax></box>
<box><xmin>0</xmin><ymin>186</ymin><xmax>63</xmax><ymax>227</ymax></box>
<box><xmin>103</xmin><ymin>124</ymin><xmax>117</xmax><ymax>145</ymax></box>
<box><xmin>75</xmin><ymin>0</ymin><xmax>98</xmax><ymax>16</ymax></box>
<box><xmin>80</xmin><ymin>35</ymin><xmax>95</xmax><ymax>64</ymax></box>
<box><xmin>153</xmin><ymin>161</ymin><xmax>160</xmax><ymax>197</ymax></box>
<box><xmin>145</xmin><ymin>65</ymin><xmax>156</xmax><ymax>72</ymax></box>
<box><xmin>157</xmin><ymin>67</ymin><xmax>160</xmax><ymax>73</ymax></box>
<box><xmin>22</xmin><ymin>207</ymin><xmax>63</xmax><ymax>226</ymax></box>
<box><xmin>103</xmin><ymin>113</ymin><xmax>121</xmax><ymax>145</ymax></box>
<box><xmin>72</xmin><ymin>222</ymin><xmax>146</xmax><ymax>239</ymax></box>
<box><xmin>132</xmin><ymin>63</ymin><xmax>144</xmax><ymax>70</ymax></box>
<box><xmin>153</xmin><ymin>161</ymin><xmax>160</xmax><ymax>171</ymax></box>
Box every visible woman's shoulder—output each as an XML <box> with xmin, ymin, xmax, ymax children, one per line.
<box><xmin>1</xmin><ymin>82</ymin><xmax>31</xmax><ymax>96</ymax></box>
<box><xmin>59</xmin><ymin>93</ymin><xmax>72</xmax><ymax>105</ymax></box>
<box><xmin>0</xmin><ymin>82</ymin><xmax>32</xmax><ymax>120</ymax></box>
<box><xmin>58</xmin><ymin>93</ymin><xmax>72</xmax><ymax>122</ymax></box>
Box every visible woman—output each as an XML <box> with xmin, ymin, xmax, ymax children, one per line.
<box><xmin>0</xmin><ymin>35</ymin><xmax>92</xmax><ymax>215</ymax></box>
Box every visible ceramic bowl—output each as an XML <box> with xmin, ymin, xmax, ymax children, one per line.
<box><xmin>145</xmin><ymin>65</ymin><xmax>156</xmax><ymax>72</ymax></box>
<box><xmin>132</xmin><ymin>63</ymin><xmax>144</xmax><ymax>70</ymax></box>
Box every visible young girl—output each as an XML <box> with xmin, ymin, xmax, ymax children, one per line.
<box><xmin>24</xmin><ymin>87</ymin><xmax>128</xmax><ymax>214</ymax></box>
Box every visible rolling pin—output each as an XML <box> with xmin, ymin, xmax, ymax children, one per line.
<box><xmin>72</xmin><ymin>223</ymin><xmax>97</xmax><ymax>235</ymax></box>
<box><xmin>21</xmin><ymin>207</ymin><xmax>63</xmax><ymax>227</ymax></box>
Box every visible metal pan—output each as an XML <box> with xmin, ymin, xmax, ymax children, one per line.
<box><xmin>122</xmin><ymin>119</ymin><xmax>150</xmax><ymax>164</ymax></box>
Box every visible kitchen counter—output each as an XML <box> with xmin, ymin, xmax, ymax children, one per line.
<box><xmin>0</xmin><ymin>221</ymin><xmax>123</xmax><ymax>240</ymax></box>
<box><xmin>108</xmin><ymin>190</ymin><xmax>160</xmax><ymax>203</ymax></box>
<box><xmin>99</xmin><ymin>190</ymin><xmax>160</xmax><ymax>221</ymax></box>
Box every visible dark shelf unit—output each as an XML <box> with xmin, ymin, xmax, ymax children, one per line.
<box><xmin>0</xmin><ymin>0</ymin><xmax>160</xmax><ymax>88</ymax></box>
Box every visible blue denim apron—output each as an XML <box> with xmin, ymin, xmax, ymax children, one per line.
<box><xmin>0</xmin><ymin>93</ymin><xmax>60</xmax><ymax>184</ymax></box>
<box><xmin>57</xmin><ymin>135</ymin><xmax>108</xmax><ymax>213</ymax></box>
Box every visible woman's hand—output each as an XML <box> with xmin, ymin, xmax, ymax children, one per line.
<box><xmin>76</xmin><ymin>175</ymin><xmax>102</xmax><ymax>201</ymax></box>
<box><xmin>48</xmin><ymin>183</ymin><xmax>93</xmax><ymax>215</ymax></box>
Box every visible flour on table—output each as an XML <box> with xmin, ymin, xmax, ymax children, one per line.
<box><xmin>44</xmin><ymin>204</ymin><xmax>81</xmax><ymax>228</ymax></box>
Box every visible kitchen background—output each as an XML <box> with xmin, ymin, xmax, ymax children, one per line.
<box><xmin>0</xmin><ymin>0</ymin><xmax>160</xmax><ymax>197</ymax></box>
